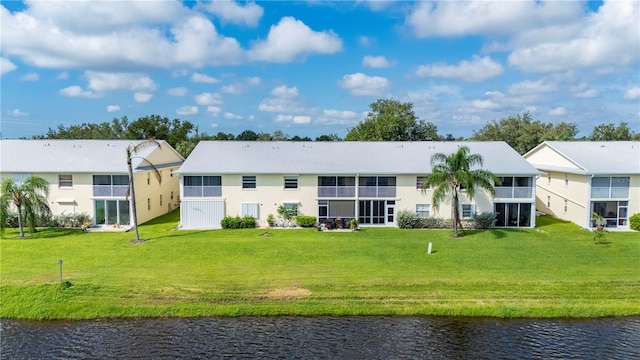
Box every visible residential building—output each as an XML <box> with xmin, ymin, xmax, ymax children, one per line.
<box><xmin>0</xmin><ymin>139</ymin><xmax>184</xmax><ymax>227</ymax></box>
<box><xmin>524</xmin><ymin>141</ymin><xmax>640</xmax><ymax>229</ymax></box>
<box><xmin>176</xmin><ymin>141</ymin><xmax>539</xmax><ymax>229</ymax></box>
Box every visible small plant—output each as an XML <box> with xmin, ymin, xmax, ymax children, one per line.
<box><xmin>592</xmin><ymin>212</ymin><xmax>606</xmax><ymax>230</ymax></box>
<box><xmin>593</xmin><ymin>227</ymin><xmax>607</xmax><ymax>245</ymax></box>
<box><xmin>277</xmin><ymin>204</ymin><xmax>298</xmax><ymax>227</ymax></box>
<box><xmin>267</xmin><ymin>213</ymin><xmax>276</xmax><ymax>227</ymax></box>
<box><xmin>629</xmin><ymin>213</ymin><xmax>640</xmax><ymax>231</ymax></box>
<box><xmin>221</xmin><ymin>215</ymin><xmax>256</xmax><ymax>229</ymax></box>
<box><xmin>349</xmin><ymin>218</ymin><xmax>358</xmax><ymax>230</ymax></box>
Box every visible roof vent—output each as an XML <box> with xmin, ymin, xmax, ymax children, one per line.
<box><xmin>601</xmin><ymin>145</ymin><xmax>605</xmax><ymax>148</ymax></box>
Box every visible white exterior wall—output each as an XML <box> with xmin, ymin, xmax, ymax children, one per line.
<box><xmin>535</xmin><ymin>171</ymin><xmax>589</xmax><ymax>226</ymax></box>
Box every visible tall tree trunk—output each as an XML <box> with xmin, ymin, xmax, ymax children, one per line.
<box><xmin>17</xmin><ymin>205</ymin><xmax>24</xmax><ymax>238</ymax></box>
<box><xmin>452</xmin><ymin>192</ymin><xmax>459</xmax><ymax>238</ymax></box>
<box><xmin>128</xmin><ymin>159</ymin><xmax>141</xmax><ymax>242</ymax></box>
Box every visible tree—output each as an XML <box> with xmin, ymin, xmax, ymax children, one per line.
<box><xmin>126</xmin><ymin>139</ymin><xmax>162</xmax><ymax>243</ymax></box>
<box><xmin>422</xmin><ymin>146</ymin><xmax>499</xmax><ymax>238</ymax></box>
<box><xmin>345</xmin><ymin>99</ymin><xmax>442</xmax><ymax>141</ymax></box>
<box><xmin>236</xmin><ymin>130</ymin><xmax>259</xmax><ymax>140</ymax></box>
<box><xmin>471</xmin><ymin>112</ymin><xmax>578</xmax><ymax>154</ymax></box>
<box><xmin>0</xmin><ymin>176</ymin><xmax>51</xmax><ymax>238</ymax></box>
<box><xmin>588</xmin><ymin>122</ymin><xmax>639</xmax><ymax>140</ymax></box>
<box><xmin>315</xmin><ymin>133</ymin><xmax>342</xmax><ymax>141</ymax></box>
<box><xmin>126</xmin><ymin>115</ymin><xmax>194</xmax><ymax>148</ymax></box>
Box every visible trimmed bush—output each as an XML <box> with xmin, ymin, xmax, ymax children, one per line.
<box><xmin>397</xmin><ymin>209</ymin><xmax>419</xmax><ymax>229</ymax></box>
<box><xmin>629</xmin><ymin>213</ymin><xmax>640</xmax><ymax>231</ymax></box>
<box><xmin>221</xmin><ymin>215</ymin><xmax>256</xmax><ymax>229</ymax></box>
<box><xmin>418</xmin><ymin>217</ymin><xmax>447</xmax><ymax>229</ymax></box>
<box><xmin>296</xmin><ymin>216</ymin><xmax>317</xmax><ymax>228</ymax></box>
<box><xmin>474</xmin><ymin>212</ymin><xmax>497</xmax><ymax>230</ymax></box>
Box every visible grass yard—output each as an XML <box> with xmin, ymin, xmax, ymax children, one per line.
<box><xmin>1</xmin><ymin>211</ymin><xmax>638</xmax><ymax>319</ymax></box>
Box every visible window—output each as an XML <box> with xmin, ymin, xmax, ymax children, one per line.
<box><xmin>241</xmin><ymin>202</ymin><xmax>259</xmax><ymax>218</ymax></box>
<box><xmin>564</xmin><ymin>174</ymin><xmax>568</xmax><ymax>187</ymax></box>
<box><xmin>147</xmin><ymin>173</ymin><xmax>150</xmax><ymax>185</ymax></box>
<box><xmin>147</xmin><ymin>198</ymin><xmax>151</xmax><ymax>211</ymax></box>
<box><xmin>547</xmin><ymin>173</ymin><xmax>551</xmax><ymax>185</ymax></box>
<box><xmin>58</xmin><ymin>175</ymin><xmax>73</xmax><ymax>189</ymax></box>
<box><xmin>416</xmin><ymin>176</ymin><xmax>430</xmax><ymax>189</ymax></box>
<box><xmin>591</xmin><ymin>177</ymin><xmax>630</xmax><ymax>198</ymax></box>
<box><xmin>563</xmin><ymin>199</ymin><xmax>568</xmax><ymax>213</ymax></box>
<box><xmin>284</xmin><ymin>176</ymin><xmax>298</xmax><ymax>189</ymax></box>
<box><xmin>160</xmin><ymin>195</ymin><xmax>163</xmax><ymax>206</ymax></box>
<box><xmin>416</xmin><ymin>204</ymin><xmax>430</xmax><ymax>217</ymax></box>
<box><xmin>461</xmin><ymin>204</ymin><xmax>475</xmax><ymax>219</ymax></box>
<box><xmin>183</xmin><ymin>176</ymin><xmax>222</xmax><ymax>197</ymax></box>
<box><xmin>171</xmin><ymin>191</ymin><xmax>174</xmax><ymax>200</ymax></box>
<box><xmin>547</xmin><ymin>196</ymin><xmax>551</xmax><ymax>208</ymax></box>
<box><xmin>242</xmin><ymin>176</ymin><xmax>256</xmax><ymax>189</ymax></box>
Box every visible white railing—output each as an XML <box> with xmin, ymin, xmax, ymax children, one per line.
<box><xmin>93</xmin><ymin>185</ymin><xmax>128</xmax><ymax>197</ymax></box>
<box><xmin>184</xmin><ymin>186</ymin><xmax>222</xmax><ymax>197</ymax></box>
<box><xmin>591</xmin><ymin>187</ymin><xmax>629</xmax><ymax>199</ymax></box>
<box><xmin>358</xmin><ymin>186</ymin><xmax>396</xmax><ymax>198</ymax></box>
<box><xmin>494</xmin><ymin>186</ymin><xmax>533</xmax><ymax>199</ymax></box>
<box><xmin>318</xmin><ymin>186</ymin><xmax>356</xmax><ymax>198</ymax></box>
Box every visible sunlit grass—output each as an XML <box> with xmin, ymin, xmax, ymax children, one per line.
<box><xmin>1</xmin><ymin>212</ymin><xmax>638</xmax><ymax>319</ymax></box>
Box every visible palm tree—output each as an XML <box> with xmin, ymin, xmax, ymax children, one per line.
<box><xmin>127</xmin><ymin>139</ymin><xmax>162</xmax><ymax>243</ymax></box>
<box><xmin>422</xmin><ymin>146</ymin><xmax>499</xmax><ymax>237</ymax></box>
<box><xmin>0</xmin><ymin>176</ymin><xmax>51</xmax><ymax>238</ymax></box>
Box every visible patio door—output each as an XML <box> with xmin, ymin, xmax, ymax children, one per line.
<box><xmin>386</xmin><ymin>201</ymin><xmax>396</xmax><ymax>226</ymax></box>
<box><xmin>359</xmin><ymin>200</ymin><xmax>394</xmax><ymax>225</ymax></box>
<box><xmin>94</xmin><ymin>199</ymin><xmax>130</xmax><ymax>226</ymax></box>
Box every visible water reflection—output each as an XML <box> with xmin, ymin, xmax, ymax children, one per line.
<box><xmin>2</xmin><ymin>316</ymin><xmax>639</xmax><ymax>359</ymax></box>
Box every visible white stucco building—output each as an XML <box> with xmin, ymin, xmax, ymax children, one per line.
<box><xmin>176</xmin><ymin>141</ymin><xmax>539</xmax><ymax>229</ymax></box>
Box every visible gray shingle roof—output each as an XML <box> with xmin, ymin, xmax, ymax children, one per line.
<box><xmin>0</xmin><ymin>139</ymin><xmax>182</xmax><ymax>173</ymax></box>
<box><xmin>177</xmin><ymin>141</ymin><xmax>539</xmax><ymax>175</ymax></box>
<box><xmin>528</xmin><ymin>141</ymin><xmax>640</xmax><ymax>174</ymax></box>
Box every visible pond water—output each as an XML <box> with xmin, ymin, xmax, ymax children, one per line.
<box><xmin>2</xmin><ymin>316</ymin><xmax>639</xmax><ymax>359</ymax></box>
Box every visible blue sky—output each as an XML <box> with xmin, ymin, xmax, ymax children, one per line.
<box><xmin>1</xmin><ymin>1</ymin><xmax>639</xmax><ymax>140</ymax></box>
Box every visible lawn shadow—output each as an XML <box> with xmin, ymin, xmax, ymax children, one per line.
<box><xmin>2</xmin><ymin>227</ymin><xmax>80</xmax><ymax>240</ymax></box>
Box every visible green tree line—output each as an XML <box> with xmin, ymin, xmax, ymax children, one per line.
<box><xmin>35</xmin><ymin>100</ymin><xmax>639</xmax><ymax>157</ymax></box>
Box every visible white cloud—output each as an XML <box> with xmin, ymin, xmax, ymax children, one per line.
<box><xmin>249</xmin><ymin>17</ymin><xmax>342</xmax><ymax>62</ymax></box>
<box><xmin>195</xmin><ymin>92</ymin><xmax>223</xmax><ymax>106</ymax></box>
<box><xmin>207</xmin><ymin>106</ymin><xmax>222</xmax><ymax>116</ymax></box>
<box><xmin>358</xmin><ymin>36</ymin><xmax>372</xmax><ymax>47</ymax></box>
<box><xmin>134</xmin><ymin>93</ymin><xmax>153</xmax><ymax>103</ymax></box>
<box><xmin>259</xmin><ymin>85</ymin><xmax>304</xmax><ymax>113</ymax></box>
<box><xmin>623</xmin><ymin>86</ymin><xmax>640</xmax><ymax>100</ymax></box>
<box><xmin>224</xmin><ymin>112</ymin><xmax>242</xmax><ymax>120</ymax></box>
<box><xmin>1</xmin><ymin>57</ymin><xmax>17</xmax><ymax>75</ymax></box>
<box><xmin>274</xmin><ymin>114</ymin><xmax>311</xmax><ymax>124</ymax></box>
<box><xmin>199</xmin><ymin>1</ymin><xmax>263</xmax><ymax>27</ymax></box>
<box><xmin>210</xmin><ymin>123</ymin><xmax>219</xmax><ymax>128</ymax></box>
<box><xmin>548</xmin><ymin>107</ymin><xmax>567</xmax><ymax>116</ymax></box>
<box><xmin>59</xmin><ymin>85</ymin><xmax>98</xmax><ymax>98</ymax></box>
<box><xmin>415</xmin><ymin>55</ymin><xmax>503</xmax><ymax>82</ymax></box>
<box><xmin>11</xmin><ymin>109</ymin><xmax>29</xmax><ymax>117</ymax></box>
<box><xmin>508</xmin><ymin>1</ymin><xmax>640</xmax><ymax>73</ymax></box>
<box><xmin>167</xmin><ymin>87</ymin><xmax>188</xmax><ymax>96</ymax></box>
<box><xmin>406</xmin><ymin>1</ymin><xmax>582</xmax><ymax>38</ymax></box>
<box><xmin>106</xmin><ymin>105</ymin><xmax>121</xmax><ymax>112</ymax></box>
<box><xmin>363</xmin><ymin>55</ymin><xmax>393</xmax><ymax>68</ymax></box>
<box><xmin>191</xmin><ymin>72</ymin><xmax>219</xmax><ymax>84</ymax></box>
<box><xmin>338</xmin><ymin>73</ymin><xmax>389</xmax><ymax>96</ymax></box>
<box><xmin>316</xmin><ymin>109</ymin><xmax>360</xmax><ymax>125</ymax></box>
<box><xmin>221</xmin><ymin>77</ymin><xmax>261</xmax><ymax>95</ymax></box>
<box><xmin>176</xmin><ymin>106</ymin><xmax>198</xmax><ymax>115</ymax></box>
<box><xmin>271</xmin><ymin>85</ymin><xmax>298</xmax><ymax>98</ymax></box>
<box><xmin>57</xmin><ymin>71</ymin><xmax>68</xmax><ymax>80</ymax></box>
<box><xmin>86</xmin><ymin>72</ymin><xmax>156</xmax><ymax>92</ymax></box>
<box><xmin>20</xmin><ymin>72</ymin><xmax>39</xmax><ymax>81</ymax></box>
<box><xmin>570</xmin><ymin>82</ymin><xmax>599</xmax><ymax>98</ymax></box>
<box><xmin>508</xmin><ymin>80</ymin><xmax>557</xmax><ymax>95</ymax></box>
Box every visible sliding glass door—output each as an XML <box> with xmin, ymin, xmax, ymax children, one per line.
<box><xmin>94</xmin><ymin>200</ymin><xmax>131</xmax><ymax>226</ymax></box>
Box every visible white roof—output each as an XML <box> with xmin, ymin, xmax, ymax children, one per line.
<box><xmin>177</xmin><ymin>141</ymin><xmax>539</xmax><ymax>176</ymax></box>
<box><xmin>0</xmin><ymin>139</ymin><xmax>182</xmax><ymax>173</ymax></box>
<box><xmin>526</xmin><ymin>141</ymin><xmax>640</xmax><ymax>175</ymax></box>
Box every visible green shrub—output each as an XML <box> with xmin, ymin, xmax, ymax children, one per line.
<box><xmin>629</xmin><ymin>213</ymin><xmax>640</xmax><ymax>231</ymax></box>
<box><xmin>397</xmin><ymin>209</ymin><xmax>419</xmax><ymax>229</ymax></box>
<box><xmin>221</xmin><ymin>215</ymin><xmax>255</xmax><ymax>229</ymax></box>
<box><xmin>418</xmin><ymin>217</ymin><xmax>447</xmax><ymax>229</ymax></box>
<box><xmin>296</xmin><ymin>216</ymin><xmax>317</xmax><ymax>227</ymax></box>
<box><xmin>474</xmin><ymin>212</ymin><xmax>497</xmax><ymax>229</ymax></box>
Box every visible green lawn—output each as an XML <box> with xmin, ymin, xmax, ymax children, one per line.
<box><xmin>1</xmin><ymin>212</ymin><xmax>638</xmax><ymax>319</ymax></box>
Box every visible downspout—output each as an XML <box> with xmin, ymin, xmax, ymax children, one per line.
<box><xmin>354</xmin><ymin>173</ymin><xmax>359</xmax><ymax>224</ymax></box>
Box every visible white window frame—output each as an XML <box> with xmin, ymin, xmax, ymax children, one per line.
<box><xmin>563</xmin><ymin>199</ymin><xmax>568</xmax><ymax>213</ymax></box>
<box><xmin>461</xmin><ymin>204</ymin><xmax>475</xmax><ymax>219</ymax></box>
<box><xmin>242</xmin><ymin>175</ymin><xmax>257</xmax><ymax>189</ymax></box>
<box><xmin>58</xmin><ymin>174</ymin><xmax>73</xmax><ymax>189</ymax></box>
<box><xmin>284</xmin><ymin>176</ymin><xmax>298</xmax><ymax>190</ymax></box>
<box><xmin>241</xmin><ymin>202</ymin><xmax>259</xmax><ymax>218</ymax></box>
<box><xmin>547</xmin><ymin>196</ymin><xmax>551</xmax><ymax>208</ymax></box>
<box><xmin>416</xmin><ymin>204</ymin><xmax>430</xmax><ymax>217</ymax></box>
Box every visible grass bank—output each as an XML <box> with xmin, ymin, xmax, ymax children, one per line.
<box><xmin>1</xmin><ymin>212</ymin><xmax>638</xmax><ymax>320</ymax></box>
